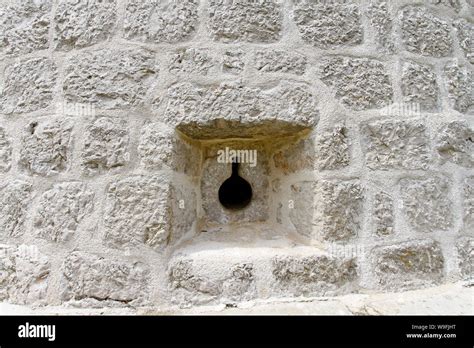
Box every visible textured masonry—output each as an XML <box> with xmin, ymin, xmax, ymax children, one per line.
<box><xmin>0</xmin><ymin>0</ymin><xmax>472</xmax><ymax>309</ymax></box>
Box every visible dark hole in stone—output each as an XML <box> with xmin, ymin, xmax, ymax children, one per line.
<box><xmin>218</xmin><ymin>161</ymin><xmax>252</xmax><ymax>210</ymax></box>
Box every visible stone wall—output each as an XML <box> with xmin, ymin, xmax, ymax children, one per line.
<box><xmin>0</xmin><ymin>0</ymin><xmax>472</xmax><ymax>309</ymax></box>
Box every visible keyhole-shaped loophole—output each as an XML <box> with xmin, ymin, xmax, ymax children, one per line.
<box><xmin>218</xmin><ymin>161</ymin><xmax>252</xmax><ymax>210</ymax></box>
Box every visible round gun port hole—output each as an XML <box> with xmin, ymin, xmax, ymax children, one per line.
<box><xmin>218</xmin><ymin>162</ymin><xmax>252</xmax><ymax>210</ymax></box>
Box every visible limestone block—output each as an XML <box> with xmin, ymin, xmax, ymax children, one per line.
<box><xmin>123</xmin><ymin>0</ymin><xmax>198</xmax><ymax>43</ymax></box>
<box><xmin>222</xmin><ymin>50</ymin><xmax>245</xmax><ymax>75</ymax></box>
<box><xmin>400</xmin><ymin>176</ymin><xmax>453</xmax><ymax>232</ymax></box>
<box><xmin>0</xmin><ymin>245</ymin><xmax>50</xmax><ymax>304</ymax></box>
<box><xmin>290</xmin><ymin>180</ymin><xmax>363</xmax><ymax>242</ymax></box>
<box><xmin>168</xmin><ymin>48</ymin><xmax>215</xmax><ymax>75</ymax></box>
<box><xmin>0</xmin><ymin>127</ymin><xmax>12</xmax><ymax>173</ymax></box>
<box><xmin>464</xmin><ymin>176</ymin><xmax>474</xmax><ymax>231</ymax></box>
<box><xmin>373</xmin><ymin>192</ymin><xmax>394</xmax><ymax>236</ymax></box>
<box><xmin>208</xmin><ymin>0</ymin><xmax>282</xmax><ymax>43</ymax></box>
<box><xmin>456</xmin><ymin>237</ymin><xmax>473</xmax><ymax>279</ymax></box>
<box><xmin>367</xmin><ymin>1</ymin><xmax>394</xmax><ymax>52</ymax></box>
<box><xmin>372</xmin><ymin>239</ymin><xmax>444</xmax><ymax>289</ymax></box>
<box><xmin>443</xmin><ymin>61</ymin><xmax>473</xmax><ymax>113</ymax></box>
<box><xmin>293</xmin><ymin>0</ymin><xmax>363</xmax><ymax>48</ymax></box>
<box><xmin>81</xmin><ymin>117</ymin><xmax>130</xmax><ymax>175</ymax></box>
<box><xmin>401</xmin><ymin>61</ymin><xmax>439</xmax><ymax>112</ymax></box>
<box><xmin>19</xmin><ymin>118</ymin><xmax>73</xmax><ymax>176</ymax></box>
<box><xmin>320</xmin><ymin>56</ymin><xmax>392</xmax><ymax>110</ymax></box>
<box><xmin>0</xmin><ymin>0</ymin><xmax>51</xmax><ymax>56</ymax></box>
<box><xmin>399</xmin><ymin>5</ymin><xmax>452</xmax><ymax>57</ymax></box>
<box><xmin>0</xmin><ymin>181</ymin><xmax>32</xmax><ymax>238</ymax></box>
<box><xmin>254</xmin><ymin>50</ymin><xmax>306</xmax><ymax>75</ymax></box>
<box><xmin>360</xmin><ymin>120</ymin><xmax>430</xmax><ymax>170</ymax></box>
<box><xmin>34</xmin><ymin>182</ymin><xmax>94</xmax><ymax>243</ymax></box>
<box><xmin>53</xmin><ymin>0</ymin><xmax>116</xmax><ymax>50</ymax></box>
<box><xmin>0</xmin><ymin>57</ymin><xmax>57</xmax><ymax>114</ymax></box>
<box><xmin>63</xmin><ymin>48</ymin><xmax>158</xmax><ymax>109</ymax></box>
<box><xmin>453</xmin><ymin>18</ymin><xmax>473</xmax><ymax>64</ymax></box>
<box><xmin>61</xmin><ymin>251</ymin><xmax>149</xmax><ymax>304</ymax></box>
<box><xmin>435</xmin><ymin>121</ymin><xmax>474</xmax><ymax>167</ymax></box>
<box><xmin>163</xmin><ymin>80</ymin><xmax>318</xmax><ymax>139</ymax></box>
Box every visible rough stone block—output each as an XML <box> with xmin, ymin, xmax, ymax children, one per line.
<box><xmin>372</xmin><ymin>239</ymin><xmax>444</xmax><ymax>289</ymax></box>
<box><xmin>61</xmin><ymin>251</ymin><xmax>149</xmax><ymax>304</ymax></box>
<box><xmin>443</xmin><ymin>61</ymin><xmax>473</xmax><ymax>113</ymax></box>
<box><xmin>81</xmin><ymin>117</ymin><xmax>130</xmax><ymax>175</ymax></box>
<box><xmin>163</xmin><ymin>80</ymin><xmax>319</xmax><ymax>139</ymax></box>
<box><xmin>464</xmin><ymin>177</ymin><xmax>474</xmax><ymax>231</ymax></box>
<box><xmin>272</xmin><ymin>254</ymin><xmax>358</xmax><ymax>296</ymax></box>
<box><xmin>290</xmin><ymin>180</ymin><xmax>363</xmax><ymax>242</ymax></box>
<box><xmin>293</xmin><ymin>0</ymin><xmax>363</xmax><ymax>48</ymax></box>
<box><xmin>0</xmin><ymin>0</ymin><xmax>51</xmax><ymax>56</ymax></box>
<box><xmin>63</xmin><ymin>48</ymin><xmax>158</xmax><ymax>109</ymax></box>
<box><xmin>34</xmin><ymin>182</ymin><xmax>94</xmax><ymax>243</ymax></box>
<box><xmin>399</xmin><ymin>5</ymin><xmax>452</xmax><ymax>57</ymax></box>
<box><xmin>0</xmin><ymin>127</ymin><xmax>12</xmax><ymax>172</ymax></box>
<box><xmin>456</xmin><ymin>237</ymin><xmax>473</xmax><ymax>279</ymax></box>
<box><xmin>138</xmin><ymin>122</ymin><xmax>199</xmax><ymax>176</ymax></box>
<box><xmin>401</xmin><ymin>61</ymin><xmax>439</xmax><ymax>112</ymax></box>
<box><xmin>0</xmin><ymin>181</ymin><xmax>32</xmax><ymax>238</ymax></box>
<box><xmin>320</xmin><ymin>56</ymin><xmax>392</xmax><ymax>110</ymax></box>
<box><xmin>103</xmin><ymin>176</ymin><xmax>195</xmax><ymax>250</ymax></box>
<box><xmin>0</xmin><ymin>57</ymin><xmax>57</xmax><ymax>114</ymax></box>
<box><xmin>20</xmin><ymin>118</ymin><xmax>73</xmax><ymax>176</ymax></box>
<box><xmin>123</xmin><ymin>0</ymin><xmax>198</xmax><ymax>43</ymax></box>
<box><xmin>453</xmin><ymin>18</ymin><xmax>473</xmax><ymax>64</ymax></box>
<box><xmin>360</xmin><ymin>120</ymin><xmax>430</xmax><ymax>170</ymax></box>
<box><xmin>222</xmin><ymin>50</ymin><xmax>244</xmax><ymax>74</ymax></box>
<box><xmin>0</xmin><ymin>244</ymin><xmax>50</xmax><ymax>304</ymax></box>
<box><xmin>254</xmin><ymin>50</ymin><xmax>306</xmax><ymax>75</ymax></box>
<box><xmin>367</xmin><ymin>1</ymin><xmax>394</xmax><ymax>52</ymax></box>
<box><xmin>400</xmin><ymin>176</ymin><xmax>453</xmax><ymax>232</ymax></box>
<box><xmin>373</xmin><ymin>192</ymin><xmax>394</xmax><ymax>236</ymax></box>
<box><xmin>435</xmin><ymin>121</ymin><xmax>474</xmax><ymax>167</ymax></box>
<box><xmin>208</xmin><ymin>0</ymin><xmax>282</xmax><ymax>43</ymax></box>
<box><xmin>168</xmin><ymin>48</ymin><xmax>215</xmax><ymax>75</ymax></box>
<box><xmin>53</xmin><ymin>0</ymin><xmax>116</xmax><ymax>51</ymax></box>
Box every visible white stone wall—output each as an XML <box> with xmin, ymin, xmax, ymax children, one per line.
<box><xmin>0</xmin><ymin>0</ymin><xmax>472</xmax><ymax>309</ymax></box>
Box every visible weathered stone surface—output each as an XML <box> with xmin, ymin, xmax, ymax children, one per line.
<box><xmin>293</xmin><ymin>0</ymin><xmax>363</xmax><ymax>48</ymax></box>
<box><xmin>400</xmin><ymin>177</ymin><xmax>453</xmax><ymax>232</ymax></box>
<box><xmin>81</xmin><ymin>117</ymin><xmax>130</xmax><ymax>175</ymax></box>
<box><xmin>61</xmin><ymin>251</ymin><xmax>149</xmax><ymax>304</ymax></box>
<box><xmin>0</xmin><ymin>57</ymin><xmax>57</xmax><ymax>114</ymax></box>
<box><xmin>272</xmin><ymin>254</ymin><xmax>358</xmax><ymax>296</ymax></box>
<box><xmin>399</xmin><ymin>6</ymin><xmax>452</xmax><ymax>57</ymax></box>
<box><xmin>138</xmin><ymin>122</ymin><xmax>199</xmax><ymax>176</ymax></box>
<box><xmin>429</xmin><ymin>0</ymin><xmax>462</xmax><ymax>12</ymax></box>
<box><xmin>63</xmin><ymin>48</ymin><xmax>158</xmax><ymax>109</ymax></box>
<box><xmin>0</xmin><ymin>181</ymin><xmax>32</xmax><ymax>238</ymax></box>
<box><xmin>290</xmin><ymin>180</ymin><xmax>363</xmax><ymax>241</ymax></box>
<box><xmin>208</xmin><ymin>0</ymin><xmax>282</xmax><ymax>43</ymax></box>
<box><xmin>435</xmin><ymin>121</ymin><xmax>474</xmax><ymax>167</ymax></box>
<box><xmin>164</xmin><ymin>80</ymin><xmax>319</xmax><ymax>139</ymax></box>
<box><xmin>123</xmin><ymin>0</ymin><xmax>198</xmax><ymax>43</ymax></box>
<box><xmin>453</xmin><ymin>18</ymin><xmax>473</xmax><ymax>64</ymax></box>
<box><xmin>373</xmin><ymin>192</ymin><xmax>394</xmax><ymax>236</ymax></box>
<box><xmin>464</xmin><ymin>177</ymin><xmax>474</xmax><ymax>231</ymax></box>
<box><xmin>401</xmin><ymin>61</ymin><xmax>439</xmax><ymax>112</ymax></box>
<box><xmin>274</xmin><ymin>125</ymin><xmax>349</xmax><ymax>173</ymax></box>
<box><xmin>222</xmin><ymin>50</ymin><xmax>244</xmax><ymax>75</ymax></box>
<box><xmin>367</xmin><ymin>1</ymin><xmax>394</xmax><ymax>52</ymax></box>
<box><xmin>254</xmin><ymin>50</ymin><xmax>306</xmax><ymax>75</ymax></box>
<box><xmin>372</xmin><ymin>239</ymin><xmax>444</xmax><ymax>289</ymax></box>
<box><xmin>20</xmin><ymin>118</ymin><xmax>73</xmax><ymax>176</ymax></box>
<box><xmin>456</xmin><ymin>237</ymin><xmax>473</xmax><ymax>279</ymax></box>
<box><xmin>0</xmin><ymin>0</ymin><xmax>51</xmax><ymax>56</ymax></box>
<box><xmin>53</xmin><ymin>0</ymin><xmax>116</xmax><ymax>51</ymax></box>
<box><xmin>34</xmin><ymin>182</ymin><xmax>94</xmax><ymax>243</ymax></box>
<box><xmin>168</xmin><ymin>48</ymin><xmax>214</xmax><ymax>75</ymax></box>
<box><xmin>0</xmin><ymin>127</ymin><xmax>12</xmax><ymax>172</ymax></box>
<box><xmin>443</xmin><ymin>61</ymin><xmax>473</xmax><ymax>113</ymax></box>
<box><xmin>169</xmin><ymin>259</ymin><xmax>256</xmax><ymax>305</ymax></box>
<box><xmin>360</xmin><ymin>120</ymin><xmax>430</xmax><ymax>170</ymax></box>
<box><xmin>320</xmin><ymin>57</ymin><xmax>392</xmax><ymax>110</ymax></box>
<box><xmin>0</xmin><ymin>244</ymin><xmax>50</xmax><ymax>304</ymax></box>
